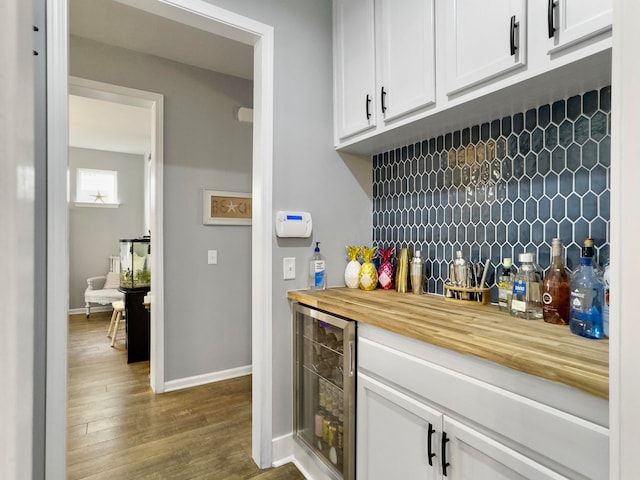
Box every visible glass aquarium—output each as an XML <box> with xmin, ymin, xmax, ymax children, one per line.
<box><xmin>119</xmin><ymin>236</ymin><xmax>151</xmax><ymax>291</ymax></box>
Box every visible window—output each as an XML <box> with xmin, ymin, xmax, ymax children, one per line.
<box><xmin>75</xmin><ymin>168</ymin><xmax>119</xmax><ymax>206</ymax></box>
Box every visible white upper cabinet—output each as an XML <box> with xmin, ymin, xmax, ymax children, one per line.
<box><xmin>444</xmin><ymin>0</ymin><xmax>527</xmax><ymax>96</ymax></box>
<box><xmin>545</xmin><ymin>0</ymin><xmax>612</xmax><ymax>54</ymax></box>
<box><xmin>333</xmin><ymin>0</ymin><xmax>435</xmax><ymax>142</ymax></box>
<box><xmin>334</xmin><ymin>0</ymin><xmax>377</xmax><ymax>140</ymax></box>
<box><xmin>377</xmin><ymin>0</ymin><xmax>436</xmax><ymax>123</ymax></box>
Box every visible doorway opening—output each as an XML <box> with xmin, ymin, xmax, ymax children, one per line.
<box><xmin>48</xmin><ymin>1</ymin><xmax>275</xmax><ymax>475</ymax></box>
<box><xmin>68</xmin><ymin>76</ymin><xmax>164</xmax><ymax>390</ymax></box>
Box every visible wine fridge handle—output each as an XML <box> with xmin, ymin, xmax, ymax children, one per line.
<box><xmin>348</xmin><ymin>340</ymin><xmax>355</xmax><ymax>376</ymax></box>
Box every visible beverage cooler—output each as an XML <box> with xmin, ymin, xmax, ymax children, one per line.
<box><xmin>293</xmin><ymin>303</ymin><xmax>356</xmax><ymax>480</ymax></box>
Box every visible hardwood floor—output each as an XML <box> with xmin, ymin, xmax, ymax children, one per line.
<box><xmin>67</xmin><ymin>312</ymin><xmax>304</xmax><ymax>479</ymax></box>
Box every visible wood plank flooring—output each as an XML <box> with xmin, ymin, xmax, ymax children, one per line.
<box><xmin>67</xmin><ymin>312</ymin><xmax>304</xmax><ymax>480</ymax></box>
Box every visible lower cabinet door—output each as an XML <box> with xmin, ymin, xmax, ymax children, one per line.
<box><xmin>357</xmin><ymin>373</ymin><xmax>442</xmax><ymax>480</ymax></box>
<box><xmin>443</xmin><ymin>417</ymin><xmax>565</xmax><ymax>480</ymax></box>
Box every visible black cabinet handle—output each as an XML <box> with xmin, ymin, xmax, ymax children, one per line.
<box><xmin>442</xmin><ymin>431</ymin><xmax>450</xmax><ymax>477</ymax></box>
<box><xmin>548</xmin><ymin>0</ymin><xmax>556</xmax><ymax>38</ymax></box>
<box><xmin>510</xmin><ymin>15</ymin><xmax>519</xmax><ymax>56</ymax></box>
<box><xmin>427</xmin><ymin>423</ymin><xmax>436</xmax><ymax>466</ymax></box>
<box><xmin>381</xmin><ymin>86</ymin><xmax>387</xmax><ymax>114</ymax></box>
<box><xmin>366</xmin><ymin>94</ymin><xmax>372</xmax><ymax>120</ymax></box>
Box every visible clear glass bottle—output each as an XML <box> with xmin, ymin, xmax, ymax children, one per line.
<box><xmin>542</xmin><ymin>238</ymin><xmax>571</xmax><ymax>325</ymax></box>
<box><xmin>570</xmin><ymin>256</ymin><xmax>605</xmax><ymax>339</ymax></box>
<box><xmin>510</xmin><ymin>252</ymin><xmax>543</xmax><ymax>319</ymax></box>
<box><xmin>497</xmin><ymin>258</ymin><xmax>514</xmax><ymax>313</ymax></box>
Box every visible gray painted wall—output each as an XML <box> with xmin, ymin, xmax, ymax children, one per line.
<box><xmin>201</xmin><ymin>0</ymin><xmax>373</xmax><ymax>438</ymax></box>
<box><xmin>68</xmin><ymin>147</ymin><xmax>146</xmax><ymax>310</ymax></box>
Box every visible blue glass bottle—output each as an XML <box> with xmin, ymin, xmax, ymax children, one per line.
<box><xmin>569</xmin><ymin>256</ymin><xmax>605</xmax><ymax>339</ymax></box>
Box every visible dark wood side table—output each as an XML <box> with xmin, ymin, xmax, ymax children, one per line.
<box><xmin>120</xmin><ymin>287</ymin><xmax>150</xmax><ymax>364</ymax></box>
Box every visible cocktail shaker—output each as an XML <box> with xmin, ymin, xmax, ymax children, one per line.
<box><xmin>410</xmin><ymin>251</ymin><xmax>424</xmax><ymax>294</ymax></box>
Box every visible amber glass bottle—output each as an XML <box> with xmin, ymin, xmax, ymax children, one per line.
<box><xmin>542</xmin><ymin>238</ymin><xmax>571</xmax><ymax>324</ymax></box>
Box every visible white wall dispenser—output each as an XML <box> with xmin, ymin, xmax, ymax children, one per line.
<box><xmin>275</xmin><ymin>211</ymin><xmax>312</xmax><ymax>238</ymax></box>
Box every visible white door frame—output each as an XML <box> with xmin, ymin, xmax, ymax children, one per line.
<box><xmin>48</xmin><ymin>0</ymin><xmax>274</xmax><ymax>475</ymax></box>
<box><xmin>68</xmin><ymin>76</ymin><xmax>165</xmax><ymax>393</ymax></box>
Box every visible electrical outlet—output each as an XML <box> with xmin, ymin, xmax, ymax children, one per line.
<box><xmin>208</xmin><ymin>250</ymin><xmax>218</xmax><ymax>265</ymax></box>
<box><xmin>283</xmin><ymin>257</ymin><xmax>295</xmax><ymax>280</ymax></box>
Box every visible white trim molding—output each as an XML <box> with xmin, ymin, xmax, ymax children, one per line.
<box><xmin>163</xmin><ymin>365</ymin><xmax>252</xmax><ymax>392</ymax></box>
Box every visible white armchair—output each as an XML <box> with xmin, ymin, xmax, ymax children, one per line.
<box><xmin>84</xmin><ymin>256</ymin><xmax>125</xmax><ymax>318</ymax></box>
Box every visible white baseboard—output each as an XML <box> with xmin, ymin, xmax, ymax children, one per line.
<box><xmin>163</xmin><ymin>364</ymin><xmax>252</xmax><ymax>392</ymax></box>
<box><xmin>272</xmin><ymin>433</ymin><xmax>340</xmax><ymax>480</ymax></box>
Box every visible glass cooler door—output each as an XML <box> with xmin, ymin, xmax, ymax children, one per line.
<box><xmin>293</xmin><ymin>303</ymin><xmax>356</xmax><ymax>480</ymax></box>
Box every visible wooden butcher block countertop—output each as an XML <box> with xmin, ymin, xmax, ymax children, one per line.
<box><xmin>287</xmin><ymin>287</ymin><xmax>609</xmax><ymax>400</ymax></box>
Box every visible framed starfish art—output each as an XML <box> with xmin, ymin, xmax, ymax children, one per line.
<box><xmin>203</xmin><ymin>189</ymin><xmax>252</xmax><ymax>226</ymax></box>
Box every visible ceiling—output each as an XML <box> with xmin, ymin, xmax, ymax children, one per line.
<box><xmin>68</xmin><ymin>0</ymin><xmax>253</xmax><ymax>155</ymax></box>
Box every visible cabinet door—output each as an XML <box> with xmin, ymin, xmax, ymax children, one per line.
<box><xmin>334</xmin><ymin>0</ymin><xmax>377</xmax><ymax>141</ymax></box>
<box><xmin>443</xmin><ymin>417</ymin><xmax>565</xmax><ymax>480</ymax></box>
<box><xmin>377</xmin><ymin>0</ymin><xmax>435</xmax><ymax>123</ymax></box>
<box><xmin>546</xmin><ymin>0</ymin><xmax>612</xmax><ymax>53</ymax></box>
<box><xmin>444</xmin><ymin>0</ymin><xmax>526</xmax><ymax>95</ymax></box>
<box><xmin>357</xmin><ymin>373</ymin><xmax>442</xmax><ymax>480</ymax></box>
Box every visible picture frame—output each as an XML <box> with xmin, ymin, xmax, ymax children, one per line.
<box><xmin>203</xmin><ymin>189</ymin><xmax>252</xmax><ymax>226</ymax></box>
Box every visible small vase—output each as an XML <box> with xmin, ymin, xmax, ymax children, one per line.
<box><xmin>377</xmin><ymin>246</ymin><xmax>395</xmax><ymax>290</ymax></box>
<box><xmin>359</xmin><ymin>246</ymin><xmax>378</xmax><ymax>291</ymax></box>
<box><xmin>344</xmin><ymin>246</ymin><xmax>361</xmax><ymax>289</ymax></box>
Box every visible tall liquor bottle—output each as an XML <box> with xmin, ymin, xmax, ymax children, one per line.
<box><xmin>510</xmin><ymin>252</ymin><xmax>543</xmax><ymax>319</ymax></box>
<box><xmin>542</xmin><ymin>238</ymin><xmax>571</xmax><ymax>325</ymax></box>
<box><xmin>569</xmin><ymin>255</ymin><xmax>605</xmax><ymax>339</ymax></box>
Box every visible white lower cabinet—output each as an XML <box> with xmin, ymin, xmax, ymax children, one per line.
<box><xmin>356</xmin><ymin>325</ymin><xmax>609</xmax><ymax>480</ymax></box>
<box><xmin>358</xmin><ymin>373</ymin><xmax>564</xmax><ymax>480</ymax></box>
<box><xmin>358</xmin><ymin>373</ymin><xmax>442</xmax><ymax>480</ymax></box>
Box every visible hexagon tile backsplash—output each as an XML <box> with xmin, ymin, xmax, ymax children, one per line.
<box><xmin>372</xmin><ymin>87</ymin><xmax>610</xmax><ymax>302</ymax></box>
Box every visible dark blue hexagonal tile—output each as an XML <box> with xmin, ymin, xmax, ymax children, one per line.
<box><xmin>567</xmin><ymin>94</ymin><xmax>581</xmax><ymax>120</ymax></box>
<box><xmin>599</xmin><ymin>137</ymin><xmax>610</xmax><ymax>167</ymax></box>
<box><xmin>552</xmin><ymin>195</ymin><xmax>566</xmax><ymax>222</ymax></box>
<box><xmin>590</xmin><ymin>217</ymin><xmax>607</xmax><ymax>244</ymax></box>
<box><xmin>508</xmin><ymin>223</ymin><xmax>519</xmax><ymax>244</ymax></box>
<box><xmin>544</xmin><ymin>222</ymin><xmax>558</xmax><ymax>245</ymax></box>
<box><xmin>519</xmin><ymin>131</ymin><xmax>531</xmax><ymax>155</ymax></box>
<box><xmin>574</xmin><ymin>115</ymin><xmax>589</xmax><ymax>145</ymax></box>
<box><xmin>559</xmin><ymin>170</ymin><xmax>574</xmax><ymax>197</ymax></box>
<box><xmin>590</xmin><ymin>165</ymin><xmax>607</xmax><ymax>194</ymax></box>
<box><xmin>591</xmin><ymin>111</ymin><xmax>607</xmax><ymax>141</ymax></box>
<box><xmin>538</xmin><ymin>196</ymin><xmax>551</xmax><ymax>222</ymax></box>
<box><xmin>545</xmin><ymin>124</ymin><xmax>558</xmax><ymax>149</ymax></box>
<box><xmin>519</xmin><ymin>222</ymin><xmax>530</xmax><ymax>244</ymax></box>
<box><xmin>567</xmin><ymin>144</ymin><xmax>581</xmax><ymax>171</ymax></box>
<box><xmin>566</xmin><ymin>193</ymin><xmax>582</xmax><ymax>220</ymax></box>
<box><xmin>513</xmin><ymin>199</ymin><xmax>525</xmax><ymax>222</ymax></box>
<box><xmin>573</xmin><ymin>219</ymin><xmax>589</xmax><ymax>246</ymax></box>
<box><xmin>538</xmin><ymin>104</ymin><xmax>551</xmax><ymax>127</ymax></box>
<box><xmin>583</xmin><ymin>90</ymin><xmax>598</xmax><ymax>116</ymax></box>
<box><xmin>525</xmin><ymin>152</ymin><xmax>537</xmax><ymax>177</ymax></box>
<box><xmin>531</xmin><ymin>219</ymin><xmax>544</xmax><ymax>245</ymax></box>
<box><xmin>559</xmin><ymin>120</ymin><xmax>574</xmax><ymax>147</ymax></box>
<box><xmin>552</xmin><ymin>147</ymin><xmax>566</xmax><ymax>174</ymax></box>
<box><xmin>480</xmin><ymin>123</ymin><xmax>490</xmax><ymax>141</ymax></box>
<box><xmin>600</xmin><ymin>86</ymin><xmax>611</xmax><ymax>112</ymax></box>
<box><xmin>525</xmin><ymin>198</ymin><xmax>538</xmax><ymax>223</ymax></box>
<box><xmin>552</xmin><ymin>99</ymin><xmax>565</xmax><ymax>124</ymax></box>
<box><xmin>545</xmin><ymin>173</ymin><xmax>559</xmax><ymax>198</ymax></box>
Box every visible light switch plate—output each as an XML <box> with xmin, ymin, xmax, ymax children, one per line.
<box><xmin>283</xmin><ymin>257</ymin><xmax>295</xmax><ymax>280</ymax></box>
<box><xmin>208</xmin><ymin>250</ymin><xmax>218</xmax><ymax>265</ymax></box>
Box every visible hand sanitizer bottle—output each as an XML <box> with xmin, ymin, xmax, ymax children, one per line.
<box><xmin>309</xmin><ymin>242</ymin><xmax>326</xmax><ymax>290</ymax></box>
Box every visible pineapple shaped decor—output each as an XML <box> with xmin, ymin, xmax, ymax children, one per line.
<box><xmin>377</xmin><ymin>246</ymin><xmax>395</xmax><ymax>290</ymax></box>
<box><xmin>359</xmin><ymin>246</ymin><xmax>378</xmax><ymax>291</ymax></box>
<box><xmin>344</xmin><ymin>246</ymin><xmax>361</xmax><ymax>289</ymax></box>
